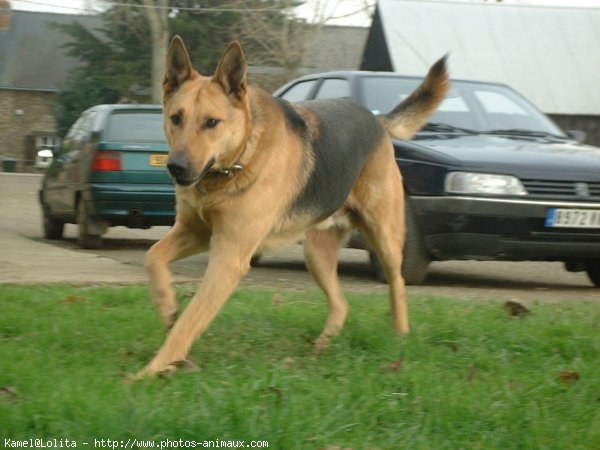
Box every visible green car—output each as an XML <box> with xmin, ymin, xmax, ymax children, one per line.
<box><xmin>39</xmin><ymin>104</ymin><xmax>175</xmax><ymax>248</ymax></box>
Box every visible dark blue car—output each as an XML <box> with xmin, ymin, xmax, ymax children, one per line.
<box><xmin>274</xmin><ymin>73</ymin><xmax>600</xmax><ymax>286</ymax></box>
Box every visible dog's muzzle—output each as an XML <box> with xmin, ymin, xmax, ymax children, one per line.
<box><xmin>167</xmin><ymin>156</ymin><xmax>215</xmax><ymax>187</ymax></box>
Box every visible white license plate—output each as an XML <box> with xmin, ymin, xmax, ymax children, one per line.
<box><xmin>545</xmin><ymin>208</ymin><xmax>600</xmax><ymax>228</ymax></box>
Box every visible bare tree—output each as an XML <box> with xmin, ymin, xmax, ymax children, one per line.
<box><xmin>100</xmin><ymin>0</ymin><xmax>169</xmax><ymax>103</ymax></box>
<box><xmin>141</xmin><ymin>0</ymin><xmax>169</xmax><ymax>102</ymax></box>
<box><xmin>97</xmin><ymin>0</ymin><xmax>371</xmax><ymax>99</ymax></box>
<box><xmin>234</xmin><ymin>0</ymin><xmax>372</xmax><ymax>82</ymax></box>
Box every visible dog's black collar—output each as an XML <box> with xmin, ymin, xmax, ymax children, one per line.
<box><xmin>195</xmin><ymin>164</ymin><xmax>244</xmax><ymax>193</ymax></box>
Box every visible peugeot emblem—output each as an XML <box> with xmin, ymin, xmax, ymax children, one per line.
<box><xmin>575</xmin><ymin>182</ymin><xmax>590</xmax><ymax>197</ymax></box>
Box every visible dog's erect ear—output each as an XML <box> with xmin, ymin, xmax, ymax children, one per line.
<box><xmin>163</xmin><ymin>36</ymin><xmax>194</xmax><ymax>97</ymax></box>
<box><xmin>213</xmin><ymin>41</ymin><xmax>247</xmax><ymax>100</ymax></box>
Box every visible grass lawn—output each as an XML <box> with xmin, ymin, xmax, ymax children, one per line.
<box><xmin>1</xmin><ymin>284</ymin><xmax>599</xmax><ymax>449</ymax></box>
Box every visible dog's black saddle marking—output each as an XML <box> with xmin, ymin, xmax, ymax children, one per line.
<box><xmin>288</xmin><ymin>98</ymin><xmax>386</xmax><ymax>222</ymax></box>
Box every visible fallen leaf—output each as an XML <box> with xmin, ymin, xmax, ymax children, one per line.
<box><xmin>467</xmin><ymin>364</ymin><xmax>477</xmax><ymax>383</ymax></box>
<box><xmin>0</xmin><ymin>386</ymin><xmax>18</xmax><ymax>401</ymax></box>
<box><xmin>261</xmin><ymin>386</ymin><xmax>285</xmax><ymax>400</ymax></box>
<box><xmin>558</xmin><ymin>371</ymin><xmax>580</xmax><ymax>384</ymax></box>
<box><xmin>383</xmin><ymin>359</ymin><xmax>404</xmax><ymax>372</ymax></box>
<box><xmin>283</xmin><ymin>357</ymin><xmax>296</xmax><ymax>368</ymax></box>
<box><xmin>272</xmin><ymin>293</ymin><xmax>283</xmax><ymax>307</ymax></box>
<box><xmin>443</xmin><ymin>341</ymin><xmax>459</xmax><ymax>352</ymax></box>
<box><xmin>504</xmin><ymin>300</ymin><xmax>530</xmax><ymax>318</ymax></box>
<box><xmin>64</xmin><ymin>295</ymin><xmax>86</xmax><ymax>304</ymax></box>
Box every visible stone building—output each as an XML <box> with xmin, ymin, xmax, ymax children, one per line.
<box><xmin>0</xmin><ymin>4</ymin><xmax>367</xmax><ymax>171</ymax></box>
<box><xmin>0</xmin><ymin>6</ymin><xmax>100</xmax><ymax>169</ymax></box>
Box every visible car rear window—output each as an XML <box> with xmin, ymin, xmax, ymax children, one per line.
<box><xmin>105</xmin><ymin>110</ymin><xmax>166</xmax><ymax>142</ymax></box>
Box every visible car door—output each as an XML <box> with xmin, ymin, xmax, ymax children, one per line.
<box><xmin>45</xmin><ymin>110</ymin><xmax>96</xmax><ymax>216</ymax></box>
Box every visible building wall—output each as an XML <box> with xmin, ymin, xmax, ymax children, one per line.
<box><xmin>549</xmin><ymin>114</ymin><xmax>600</xmax><ymax>147</ymax></box>
<box><xmin>0</xmin><ymin>88</ymin><xmax>58</xmax><ymax>169</ymax></box>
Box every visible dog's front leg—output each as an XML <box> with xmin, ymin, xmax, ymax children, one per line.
<box><xmin>145</xmin><ymin>220</ymin><xmax>210</xmax><ymax>327</ymax></box>
<box><xmin>137</xmin><ymin>231</ymin><xmax>256</xmax><ymax>378</ymax></box>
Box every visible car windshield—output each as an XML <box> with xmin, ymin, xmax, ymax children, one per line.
<box><xmin>105</xmin><ymin>110</ymin><xmax>166</xmax><ymax>142</ymax></box>
<box><xmin>360</xmin><ymin>77</ymin><xmax>566</xmax><ymax>137</ymax></box>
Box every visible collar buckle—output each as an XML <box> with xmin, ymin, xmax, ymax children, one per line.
<box><xmin>209</xmin><ymin>163</ymin><xmax>244</xmax><ymax>178</ymax></box>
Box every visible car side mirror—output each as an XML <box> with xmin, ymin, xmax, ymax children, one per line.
<box><xmin>567</xmin><ymin>130</ymin><xmax>586</xmax><ymax>143</ymax></box>
<box><xmin>37</xmin><ymin>148</ymin><xmax>54</xmax><ymax>158</ymax></box>
<box><xmin>35</xmin><ymin>148</ymin><xmax>54</xmax><ymax>169</ymax></box>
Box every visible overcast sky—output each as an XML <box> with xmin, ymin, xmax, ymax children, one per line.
<box><xmin>9</xmin><ymin>0</ymin><xmax>600</xmax><ymax>26</ymax></box>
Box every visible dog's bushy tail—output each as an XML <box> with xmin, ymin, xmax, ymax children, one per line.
<box><xmin>381</xmin><ymin>55</ymin><xmax>450</xmax><ymax>140</ymax></box>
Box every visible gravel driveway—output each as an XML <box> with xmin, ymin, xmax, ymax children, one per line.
<box><xmin>1</xmin><ymin>173</ymin><xmax>597</xmax><ymax>303</ymax></box>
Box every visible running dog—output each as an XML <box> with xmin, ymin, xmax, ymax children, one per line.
<box><xmin>137</xmin><ymin>36</ymin><xmax>449</xmax><ymax>377</ymax></box>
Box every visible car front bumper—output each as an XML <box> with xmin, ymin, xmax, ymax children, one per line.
<box><xmin>412</xmin><ymin>196</ymin><xmax>600</xmax><ymax>261</ymax></box>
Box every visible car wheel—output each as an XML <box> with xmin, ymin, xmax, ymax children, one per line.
<box><xmin>584</xmin><ymin>260</ymin><xmax>600</xmax><ymax>287</ymax></box>
<box><xmin>401</xmin><ymin>199</ymin><xmax>430</xmax><ymax>285</ymax></box>
<box><xmin>250</xmin><ymin>254</ymin><xmax>261</xmax><ymax>267</ymax></box>
<box><xmin>77</xmin><ymin>198</ymin><xmax>103</xmax><ymax>249</ymax></box>
<box><xmin>41</xmin><ymin>202</ymin><xmax>64</xmax><ymax>240</ymax></box>
<box><xmin>368</xmin><ymin>250</ymin><xmax>386</xmax><ymax>283</ymax></box>
<box><xmin>368</xmin><ymin>198</ymin><xmax>430</xmax><ymax>285</ymax></box>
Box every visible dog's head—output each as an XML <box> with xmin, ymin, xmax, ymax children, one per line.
<box><xmin>162</xmin><ymin>36</ymin><xmax>250</xmax><ymax>187</ymax></box>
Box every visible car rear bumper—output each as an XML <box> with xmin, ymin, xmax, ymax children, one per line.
<box><xmin>89</xmin><ymin>183</ymin><xmax>175</xmax><ymax>227</ymax></box>
<box><xmin>412</xmin><ymin>196</ymin><xmax>600</xmax><ymax>261</ymax></box>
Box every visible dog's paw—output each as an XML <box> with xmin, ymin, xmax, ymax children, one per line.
<box><xmin>163</xmin><ymin>310</ymin><xmax>179</xmax><ymax>330</ymax></box>
<box><xmin>314</xmin><ymin>335</ymin><xmax>330</xmax><ymax>356</ymax></box>
<box><xmin>128</xmin><ymin>358</ymin><xmax>199</xmax><ymax>381</ymax></box>
<box><xmin>168</xmin><ymin>358</ymin><xmax>200</xmax><ymax>374</ymax></box>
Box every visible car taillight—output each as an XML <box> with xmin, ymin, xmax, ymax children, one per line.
<box><xmin>92</xmin><ymin>151</ymin><xmax>122</xmax><ymax>171</ymax></box>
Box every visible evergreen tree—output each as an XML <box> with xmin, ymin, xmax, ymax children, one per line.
<box><xmin>53</xmin><ymin>1</ymin><xmax>300</xmax><ymax>136</ymax></box>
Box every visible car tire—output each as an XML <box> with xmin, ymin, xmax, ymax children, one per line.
<box><xmin>368</xmin><ymin>198</ymin><xmax>430</xmax><ymax>285</ymax></box>
<box><xmin>368</xmin><ymin>250</ymin><xmax>386</xmax><ymax>283</ymax></box>
<box><xmin>584</xmin><ymin>260</ymin><xmax>600</xmax><ymax>287</ymax></box>
<box><xmin>77</xmin><ymin>198</ymin><xmax>103</xmax><ymax>249</ymax></box>
<box><xmin>41</xmin><ymin>202</ymin><xmax>64</xmax><ymax>240</ymax></box>
<box><xmin>402</xmin><ymin>199</ymin><xmax>430</xmax><ymax>285</ymax></box>
<box><xmin>250</xmin><ymin>254</ymin><xmax>261</xmax><ymax>267</ymax></box>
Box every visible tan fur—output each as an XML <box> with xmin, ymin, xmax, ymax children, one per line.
<box><xmin>380</xmin><ymin>55</ymin><xmax>450</xmax><ymax>139</ymax></box>
<box><xmin>136</xmin><ymin>37</ymin><xmax>448</xmax><ymax>378</ymax></box>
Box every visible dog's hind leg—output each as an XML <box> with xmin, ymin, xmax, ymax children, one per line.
<box><xmin>304</xmin><ymin>227</ymin><xmax>350</xmax><ymax>353</ymax></box>
<box><xmin>145</xmin><ymin>221</ymin><xmax>210</xmax><ymax>328</ymax></box>
<box><xmin>351</xmin><ymin>147</ymin><xmax>409</xmax><ymax>335</ymax></box>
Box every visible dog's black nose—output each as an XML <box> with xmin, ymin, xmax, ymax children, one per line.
<box><xmin>167</xmin><ymin>157</ymin><xmax>187</xmax><ymax>180</ymax></box>
<box><xmin>167</xmin><ymin>162</ymin><xmax>185</xmax><ymax>179</ymax></box>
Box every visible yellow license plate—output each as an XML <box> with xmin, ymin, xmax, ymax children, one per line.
<box><xmin>150</xmin><ymin>154</ymin><xmax>168</xmax><ymax>166</ymax></box>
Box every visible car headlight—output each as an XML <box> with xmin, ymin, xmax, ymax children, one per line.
<box><xmin>445</xmin><ymin>172</ymin><xmax>527</xmax><ymax>196</ymax></box>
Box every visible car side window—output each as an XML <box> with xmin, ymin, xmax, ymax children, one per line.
<box><xmin>66</xmin><ymin>111</ymin><xmax>94</xmax><ymax>144</ymax></box>
<box><xmin>279</xmin><ymin>80</ymin><xmax>317</xmax><ymax>102</ymax></box>
<box><xmin>76</xmin><ymin>111</ymin><xmax>95</xmax><ymax>142</ymax></box>
<box><xmin>315</xmin><ymin>78</ymin><xmax>350</xmax><ymax>100</ymax></box>
<box><xmin>65</xmin><ymin>115</ymin><xmax>85</xmax><ymax>141</ymax></box>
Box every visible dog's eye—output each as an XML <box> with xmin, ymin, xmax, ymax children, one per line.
<box><xmin>205</xmin><ymin>118</ymin><xmax>220</xmax><ymax>129</ymax></box>
<box><xmin>170</xmin><ymin>114</ymin><xmax>182</xmax><ymax>126</ymax></box>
